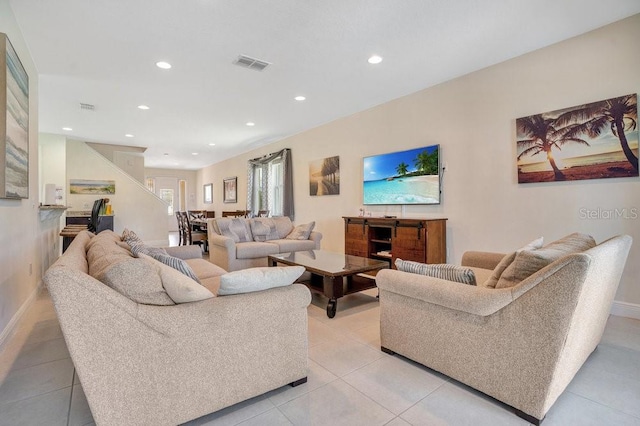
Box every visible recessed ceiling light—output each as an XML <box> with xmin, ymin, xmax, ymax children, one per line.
<box><xmin>164</xmin><ymin>153</ymin><xmax>169</xmax><ymax>156</ymax></box>
<box><xmin>208</xmin><ymin>143</ymin><xmax>216</xmax><ymax>146</ymax></box>
<box><xmin>125</xmin><ymin>134</ymin><xmax>134</xmax><ymax>138</ymax></box>
<box><xmin>294</xmin><ymin>96</ymin><xmax>306</xmax><ymax>101</ymax></box>
<box><xmin>137</xmin><ymin>105</ymin><xmax>150</xmax><ymax>110</ymax></box>
<box><xmin>192</xmin><ymin>152</ymin><xmax>199</xmax><ymax>155</ymax></box>
<box><xmin>368</xmin><ymin>55</ymin><xmax>383</xmax><ymax>64</ymax></box>
<box><xmin>156</xmin><ymin>61</ymin><xmax>172</xmax><ymax>69</ymax></box>
<box><xmin>246</xmin><ymin>122</ymin><xmax>255</xmax><ymax>126</ymax></box>
<box><xmin>62</xmin><ymin>127</ymin><xmax>73</xmax><ymax>131</ymax></box>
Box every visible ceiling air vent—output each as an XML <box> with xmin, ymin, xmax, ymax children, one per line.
<box><xmin>233</xmin><ymin>55</ymin><xmax>271</xmax><ymax>71</ymax></box>
<box><xmin>80</xmin><ymin>103</ymin><xmax>95</xmax><ymax>111</ymax></box>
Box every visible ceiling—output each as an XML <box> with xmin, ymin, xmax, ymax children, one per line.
<box><xmin>10</xmin><ymin>1</ymin><xmax>640</xmax><ymax>170</ymax></box>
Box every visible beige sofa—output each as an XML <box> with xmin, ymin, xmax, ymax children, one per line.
<box><xmin>376</xmin><ymin>234</ymin><xmax>632</xmax><ymax>425</ymax></box>
<box><xmin>44</xmin><ymin>230</ymin><xmax>311</xmax><ymax>426</ymax></box>
<box><xmin>208</xmin><ymin>216</ymin><xmax>322</xmax><ymax>271</ymax></box>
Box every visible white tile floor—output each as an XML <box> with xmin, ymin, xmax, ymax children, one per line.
<box><xmin>1</xmin><ymin>287</ymin><xmax>640</xmax><ymax>426</ymax></box>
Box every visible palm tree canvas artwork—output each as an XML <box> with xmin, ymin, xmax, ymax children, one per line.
<box><xmin>309</xmin><ymin>156</ymin><xmax>340</xmax><ymax>196</ymax></box>
<box><xmin>517</xmin><ymin>94</ymin><xmax>638</xmax><ymax>183</ymax></box>
<box><xmin>363</xmin><ymin>145</ymin><xmax>440</xmax><ymax>205</ymax></box>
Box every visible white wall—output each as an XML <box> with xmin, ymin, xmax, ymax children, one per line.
<box><xmin>66</xmin><ymin>140</ymin><xmax>170</xmax><ymax>245</ymax></box>
<box><xmin>0</xmin><ymin>0</ymin><xmax>41</xmax><ymax>346</ymax></box>
<box><xmin>199</xmin><ymin>15</ymin><xmax>640</xmax><ymax>309</ymax></box>
<box><xmin>145</xmin><ymin>167</ymin><xmax>199</xmax><ymax>210</ymax></box>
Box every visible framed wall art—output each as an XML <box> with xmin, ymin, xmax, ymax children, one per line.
<box><xmin>1</xmin><ymin>33</ymin><xmax>29</xmax><ymax>199</ymax></box>
<box><xmin>517</xmin><ymin>93</ymin><xmax>638</xmax><ymax>183</ymax></box>
<box><xmin>309</xmin><ymin>155</ymin><xmax>340</xmax><ymax>196</ymax></box>
<box><xmin>223</xmin><ymin>177</ymin><xmax>237</xmax><ymax>203</ymax></box>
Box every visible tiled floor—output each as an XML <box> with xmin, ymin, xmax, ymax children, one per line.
<box><xmin>1</xmin><ymin>287</ymin><xmax>640</xmax><ymax>426</ymax></box>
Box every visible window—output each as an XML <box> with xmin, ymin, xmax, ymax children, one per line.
<box><xmin>247</xmin><ymin>149</ymin><xmax>293</xmax><ymax>218</ymax></box>
<box><xmin>159</xmin><ymin>189</ymin><xmax>174</xmax><ymax>216</ymax></box>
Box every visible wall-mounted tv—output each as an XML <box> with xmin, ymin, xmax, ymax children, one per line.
<box><xmin>363</xmin><ymin>144</ymin><xmax>440</xmax><ymax>205</ymax></box>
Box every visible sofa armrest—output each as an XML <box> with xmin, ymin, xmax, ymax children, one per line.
<box><xmin>208</xmin><ymin>231</ymin><xmax>235</xmax><ymax>250</ymax></box>
<box><xmin>309</xmin><ymin>231</ymin><xmax>322</xmax><ymax>249</ymax></box>
<box><xmin>461</xmin><ymin>251</ymin><xmax>505</xmax><ymax>270</ymax></box>
<box><xmin>163</xmin><ymin>245</ymin><xmax>203</xmax><ymax>260</ymax></box>
<box><xmin>376</xmin><ymin>269</ymin><xmax>513</xmax><ymax>316</ymax></box>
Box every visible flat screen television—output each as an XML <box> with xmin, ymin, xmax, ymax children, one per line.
<box><xmin>363</xmin><ymin>144</ymin><xmax>440</xmax><ymax>205</ymax></box>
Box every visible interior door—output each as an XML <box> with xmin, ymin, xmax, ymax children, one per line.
<box><xmin>154</xmin><ymin>177</ymin><xmax>179</xmax><ymax>232</ymax></box>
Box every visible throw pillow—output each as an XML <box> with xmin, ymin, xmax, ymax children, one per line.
<box><xmin>250</xmin><ymin>218</ymin><xmax>279</xmax><ymax>242</ymax></box>
<box><xmin>286</xmin><ymin>222</ymin><xmax>315</xmax><ymax>240</ymax></box>
<box><xmin>122</xmin><ymin>228</ymin><xmax>142</xmax><ymax>246</ymax></box>
<box><xmin>395</xmin><ymin>259</ymin><xmax>477</xmax><ymax>286</ymax></box>
<box><xmin>213</xmin><ymin>218</ymin><xmax>253</xmax><ymax>243</ymax></box>
<box><xmin>129</xmin><ymin>243</ymin><xmax>200</xmax><ymax>283</ymax></box>
<box><xmin>495</xmin><ymin>233</ymin><xmax>596</xmax><ymax>289</ymax></box>
<box><xmin>218</xmin><ymin>266</ymin><xmax>305</xmax><ymax>295</ymax></box>
<box><xmin>139</xmin><ymin>254</ymin><xmax>214</xmax><ymax>303</ymax></box>
<box><xmin>97</xmin><ymin>258</ymin><xmax>175</xmax><ymax>305</ymax></box>
<box><xmin>483</xmin><ymin>237</ymin><xmax>544</xmax><ymax>288</ymax></box>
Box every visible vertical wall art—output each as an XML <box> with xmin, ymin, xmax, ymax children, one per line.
<box><xmin>223</xmin><ymin>177</ymin><xmax>237</xmax><ymax>203</ymax></box>
<box><xmin>1</xmin><ymin>33</ymin><xmax>29</xmax><ymax>199</ymax></box>
<box><xmin>309</xmin><ymin>155</ymin><xmax>340</xmax><ymax>196</ymax></box>
<box><xmin>517</xmin><ymin>93</ymin><xmax>638</xmax><ymax>183</ymax></box>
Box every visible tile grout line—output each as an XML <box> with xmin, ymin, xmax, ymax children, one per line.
<box><xmin>66</xmin><ymin>371</ymin><xmax>76</xmax><ymax>426</ymax></box>
<box><xmin>566</xmin><ymin>390</ymin><xmax>640</xmax><ymax>420</ymax></box>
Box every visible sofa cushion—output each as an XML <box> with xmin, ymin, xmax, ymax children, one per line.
<box><xmin>184</xmin><ymin>258</ymin><xmax>227</xmax><ymax>280</ymax></box>
<box><xmin>213</xmin><ymin>218</ymin><xmax>253</xmax><ymax>243</ymax></box>
<box><xmin>236</xmin><ymin>241</ymin><xmax>280</xmax><ymax>259</ymax></box>
<box><xmin>218</xmin><ymin>266</ymin><xmax>305</xmax><ymax>295</ymax></box>
<box><xmin>139</xmin><ymin>254</ymin><xmax>214</xmax><ymax>303</ymax></box>
<box><xmin>483</xmin><ymin>237</ymin><xmax>544</xmax><ymax>288</ymax></box>
<box><xmin>200</xmin><ymin>276</ymin><xmax>221</xmax><ymax>296</ymax></box>
<box><xmin>96</xmin><ymin>257</ymin><xmax>175</xmax><ymax>305</ymax></box>
<box><xmin>250</xmin><ymin>218</ymin><xmax>279</xmax><ymax>242</ymax></box>
<box><xmin>269</xmin><ymin>239</ymin><xmax>316</xmax><ymax>253</ymax></box>
<box><xmin>495</xmin><ymin>233</ymin><xmax>596</xmax><ymax>289</ymax></box>
<box><xmin>395</xmin><ymin>259</ymin><xmax>477</xmax><ymax>286</ymax></box>
<box><xmin>286</xmin><ymin>221</ymin><xmax>315</xmax><ymax>240</ymax></box>
<box><xmin>87</xmin><ymin>233</ymin><xmax>135</xmax><ymax>278</ymax></box>
<box><xmin>272</xmin><ymin>216</ymin><xmax>294</xmax><ymax>239</ymax></box>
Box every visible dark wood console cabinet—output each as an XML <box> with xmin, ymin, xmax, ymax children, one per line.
<box><xmin>343</xmin><ymin>217</ymin><xmax>447</xmax><ymax>268</ymax></box>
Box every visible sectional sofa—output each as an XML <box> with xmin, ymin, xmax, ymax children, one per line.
<box><xmin>44</xmin><ymin>230</ymin><xmax>311</xmax><ymax>425</ymax></box>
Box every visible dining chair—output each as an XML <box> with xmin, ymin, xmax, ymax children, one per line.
<box><xmin>180</xmin><ymin>211</ymin><xmax>208</xmax><ymax>252</ymax></box>
<box><xmin>175</xmin><ymin>211</ymin><xmax>186</xmax><ymax>246</ymax></box>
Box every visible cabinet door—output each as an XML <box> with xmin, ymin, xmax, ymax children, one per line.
<box><xmin>345</xmin><ymin>221</ymin><xmax>368</xmax><ymax>257</ymax></box>
<box><xmin>392</xmin><ymin>225</ymin><xmax>426</xmax><ymax>264</ymax></box>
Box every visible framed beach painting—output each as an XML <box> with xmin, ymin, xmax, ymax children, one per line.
<box><xmin>223</xmin><ymin>177</ymin><xmax>237</xmax><ymax>203</ymax></box>
<box><xmin>1</xmin><ymin>33</ymin><xmax>29</xmax><ymax>199</ymax></box>
<box><xmin>69</xmin><ymin>179</ymin><xmax>115</xmax><ymax>194</ymax></box>
<box><xmin>517</xmin><ymin>94</ymin><xmax>638</xmax><ymax>183</ymax></box>
<box><xmin>309</xmin><ymin>156</ymin><xmax>340</xmax><ymax>196</ymax></box>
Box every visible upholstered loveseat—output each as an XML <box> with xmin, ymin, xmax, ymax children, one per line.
<box><xmin>44</xmin><ymin>230</ymin><xmax>311</xmax><ymax>426</ymax></box>
<box><xmin>208</xmin><ymin>216</ymin><xmax>322</xmax><ymax>271</ymax></box>
<box><xmin>376</xmin><ymin>233</ymin><xmax>632</xmax><ymax>425</ymax></box>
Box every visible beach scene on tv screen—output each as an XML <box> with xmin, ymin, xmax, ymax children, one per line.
<box><xmin>363</xmin><ymin>145</ymin><xmax>440</xmax><ymax>205</ymax></box>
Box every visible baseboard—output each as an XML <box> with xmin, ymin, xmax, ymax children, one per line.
<box><xmin>611</xmin><ymin>301</ymin><xmax>640</xmax><ymax>320</ymax></box>
<box><xmin>0</xmin><ymin>281</ymin><xmax>42</xmax><ymax>352</ymax></box>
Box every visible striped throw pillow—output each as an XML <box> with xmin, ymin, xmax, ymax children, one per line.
<box><xmin>395</xmin><ymin>259</ymin><xmax>477</xmax><ymax>286</ymax></box>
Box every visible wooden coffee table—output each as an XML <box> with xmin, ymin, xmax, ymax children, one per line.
<box><xmin>268</xmin><ymin>250</ymin><xmax>389</xmax><ymax>318</ymax></box>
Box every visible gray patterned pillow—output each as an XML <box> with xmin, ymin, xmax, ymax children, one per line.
<box><xmin>129</xmin><ymin>243</ymin><xmax>200</xmax><ymax>283</ymax></box>
<box><xmin>395</xmin><ymin>259</ymin><xmax>477</xmax><ymax>286</ymax></box>
<box><xmin>213</xmin><ymin>218</ymin><xmax>252</xmax><ymax>243</ymax></box>
<box><xmin>286</xmin><ymin>222</ymin><xmax>315</xmax><ymax>240</ymax></box>
<box><xmin>250</xmin><ymin>218</ymin><xmax>279</xmax><ymax>242</ymax></box>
